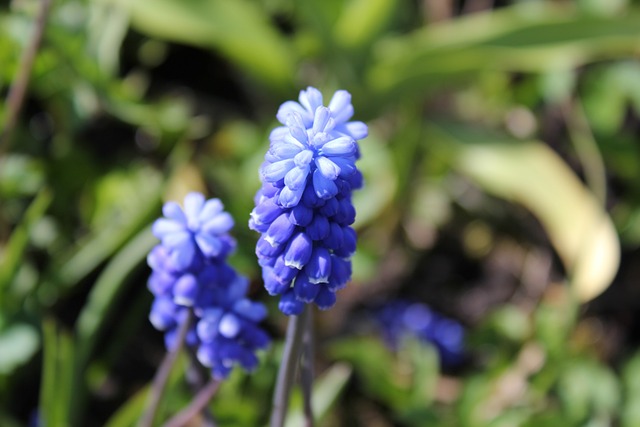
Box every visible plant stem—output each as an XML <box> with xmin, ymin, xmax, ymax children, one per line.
<box><xmin>185</xmin><ymin>348</ymin><xmax>217</xmax><ymax>427</ymax></box>
<box><xmin>300</xmin><ymin>306</ymin><xmax>314</xmax><ymax>427</ymax></box>
<box><xmin>162</xmin><ymin>378</ymin><xmax>221</xmax><ymax>427</ymax></box>
<box><xmin>562</xmin><ymin>98</ymin><xmax>607</xmax><ymax>206</ymax></box>
<box><xmin>0</xmin><ymin>0</ymin><xmax>53</xmax><ymax>151</ymax></box>
<box><xmin>139</xmin><ymin>311</ymin><xmax>193</xmax><ymax>427</ymax></box>
<box><xmin>270</xmin><ymin>306</ymin><xmax>310</xmax><ymax>427</ymax></box>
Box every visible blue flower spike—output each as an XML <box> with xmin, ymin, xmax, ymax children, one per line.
<box><xmin>251</xmin><ymin>87</ymin><xmax>367</xmax><ymax>315</ymax></box>
<box><xmin>148</xmin><ymin>193</ymin><xmax>270</xmax><ymax>379</ymax></box>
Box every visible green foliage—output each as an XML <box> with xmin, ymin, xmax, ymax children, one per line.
<box><xmin>2</xmin><ymin>0</ymin><xmax>640</xmax><ymax>426</ymax></box>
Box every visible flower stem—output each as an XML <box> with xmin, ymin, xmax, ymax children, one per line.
<box><xmin>0</xmin><ymin>0</ymin><xmax>52</xmax><ymax>150</ymax></box>
<box><xmin>139</xmin><ymin>311</ymin><xmax>193</xmax><ymax>427</ymax></box>
<box><xmin>270</xmin><ymin>306</ymin><xmax>310</xmax><ymax>427</ymax></box>
<box><xmin>185</xmin><ymin>348</ymin><xmax>217</xmax><ymax>426</ymax></box>
<box><xmin>300</xmin><ymin>306</ymin><xmax>315</xmax><ymax>427</ymax></box>
<box><xmin>162</xmin><ymin>378</ymin><xmax>221</xmax><ymax>427</ymax></box>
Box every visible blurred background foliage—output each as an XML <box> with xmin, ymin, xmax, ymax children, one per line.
<box><xmin>2</xmin><ymin>0</ymin><xmax>640</xmax><ymax>425</ymax></box>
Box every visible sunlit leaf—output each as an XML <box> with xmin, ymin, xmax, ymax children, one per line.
<box><xmin>353</xmin><ymin>129</ymin><xmax>396</xmax><ymax>228</ymax></box>
<box><xmin>440</xmin><ymin>122</ymin><xmax>620</xmax><ymax>301</ymax></box>
<box><xmin>0</xmin><ymin>323</ymin><xmax>39</xmax><ymax>374</ymax></box>
<box><xmin>329</xmin><ymin>337</ymin><xmax>410</xmax><ymax>409</ymax></box>
<box><xmin>558</xmin><ymin>358</ymin><xmax>620</xmax><ymax>422</ymax></box>
<box><xmin>0</xmin><ymin>154</ymin><xmax>45</xmax><ymax>197</ymax></box>
<box><xmin>285</xmin><ymin>363</ymin><xmax>352</xmax><ymax>427</ymax></box>
<box><xmin>333</xmin><ymin>0</ymin><xmax>398</xmax><ymax>49</ymax></box>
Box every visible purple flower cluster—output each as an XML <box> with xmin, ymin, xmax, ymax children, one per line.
<box><xmin>250</xmin><ymin>87</ymin><xmax>367</xmax><ymax>315</ymax></box>
<box><xmin>148</xmin><ymin>193</ymin><xmax>270</xmax><ymax>379</ymax></box>
<box><xmin>376</xmin><ymin>300</ymin><xmax>465</xmax><ymax>366</ymax></box>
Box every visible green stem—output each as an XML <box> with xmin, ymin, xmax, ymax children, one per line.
<box><xmin>562</xmin><ymin>98</ymin><xmax>607</xmax><ymax>206</ymax></box>
<box><xmin>270</xmin><ymin>306</ymin><xmax>310</xmax><ymax>427</ymax></box>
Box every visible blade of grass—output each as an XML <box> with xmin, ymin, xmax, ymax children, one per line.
<box><xmin>284</xmin><ymin>363</ymin><xmax>353</xmax><ymax>427</ymax></box>
<box><xmin>47</xmin><ymin>198</ymin><xmax>159</xmax><ymax>295</ymax></box>
<box><xmin>75</xmin><ymin>226</ymin><xmax>157</xmax><ymax>366</ymax></box>
<box><xmin>104</xmin><ymin>352</ymin><xmax>188</xmax><ymax>427</ymax></box>
<box><xmin>0</xmin><ymin>188</ymin><xmax>52</xmax><ymax>309</ymax></box>
<box><xmin>40</xmin><ymin>318</ymin><xmax>76</xmax><ymax>427</ymax></box>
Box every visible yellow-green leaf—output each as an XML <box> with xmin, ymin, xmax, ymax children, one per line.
<box><xmin>436</xmin><ymin>123</ymin><xmax>620</xmax><ymax>301</ymax></box>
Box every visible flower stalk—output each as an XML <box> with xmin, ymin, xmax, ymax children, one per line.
<box><xmin>139</xmin><ymin>310</ymin><xmax>193</xmax><ymax>427</ymax></box>
<box><xmin>270</xmin><ymin>305</ymin><xmax>310</xmax><ymax>427</ymax></box>
<box><xmin>300</xmin><ymin>307</ymin><xmax>314</xmax><ymax>427</ymax></box>
<box><xmin>256</xmin><ymin>87</ymin><xmax>366</xmax><ymax>426</ymax></box>
<box><xmin>162</xmin><ymin>378</ymin><xmax>221</xmax><ymax>427</ymax></box>
<box><xmin>0</xmin><ymin>0</ymin><xmax>52</xmax><ymax>150</ymax></box>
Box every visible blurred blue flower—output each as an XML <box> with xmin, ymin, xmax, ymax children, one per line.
<box><xmin>250</xmin><ymin>87</ymin><xmax>366</xmax><ymax>315</ymax></box>
<box><xmin>152</xmin><ymin>192</ymin><xmax>236</xmax><ymax>270</ymax></box>
<box><xmin>196</xmin><ymin>274</ymin><xmax>270</xmax><ymax>379</ymax></box>
<box><xmin>148</xmin><ymin>193</ymin><xmax>270</xmax><ymax>379</ymax></box>
<box><xmin>376</xmin><ymin>300</ymin><xmax>465</xmax><ymax>366</ymax></box>
<box><xmin>28</xmin><ymin>409</ymin><xmax>40</xmax><ymax>427</ymax></box>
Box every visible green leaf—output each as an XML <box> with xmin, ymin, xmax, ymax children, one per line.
<box><xmin>582</xmin><ymin>62</ymin><xmax>640</xmax><ymax>135</ymax></box>
<box><xmin>0</xmin><ymin>323</ymin><xmax>40</xmax><ymax>375</ymax></box>
<box><xmin>42</xmin><ymin>166</ymin><xmax>160</xmax><ymax>297</ymax></box>
<box><xmin>0</xmin><ymin>154</ymin><xmax>45</xmax><ymax>197</ymax></box>
<box><xmin>353</xmin><ymin>128</ymin><xmax>396</xmax><ymax>228</ymax></box>
<box><xmin>103</xmin><ymin>387</ymin><xmax>148</xmax><ymax>427</ymax></box>
<box><xmin>457</xmin><ymin>373</ymin><xmax>498</xmax><ymax>427</ymax></box>
<box><xmin>75</xmin><ymin>226</ymin><xmax>157</xmax><ymax>366</ymax></box>
<box><xmin>329</xmin><ymin>337</ymin><xmax>409</xmax><ymax>409</ymax></box>
<box><xmin>368</xmin><ymin>2</ymin><xmax>640</xmax><ymax>100</ymax></box>
<box><xmin>489</xmin><ymin>305</ymin><xmax>532</xmax><ymax>343</ymax></box>
<box><xmin>558</xmin><ymin>358</ymin><xmax>621</xmax><ymax>422</ymax></box>
<box><xmin>285</xmin><ymin>363</ymin><xmax>352</xmax><ymax>427</ymax></box>
<box><xmin>438</xmin><ymin>122</ymin><xmax>620</xmax><ymax>301</ymax></box>
<box><xmin>333</xmin><ymin>0</ymin><xmax>398</xmax><ymax>49</ymax></box>
<box><xmin>103</xmin><ymin>353</ymin><xmax>188</xmax><ymax>427</ymax></box>
<box><xmin>86</xmin><ymin>1</ymin><xmax>130</xmax><ymax>76</ymax></box>
<box><xmin>110</xmin><ymin>0</ymin><xmax>296</xmax><ymax>91</ymax></box>
<box><xmin>40</xmin><ymin>319</ymin><xmax>76</xmax><ymax>427</ymax></box>
<box><xmin>0</xmin><ymin>189</ymin><xmax>52</xmax><ymax>309</ymax></box>
<box><xmin>405</xmin><ymin>340</ymin><xmax>439</xmax><ymax>408</ymax></box>
<box><xmin>622</xmin><ymin>352</ymin><xmax>640</xmax><ymax>427</ymax></box>
<box><xmin>0</xmin><ymin>412</ymin><xmax>23</xmax><ymax>427</ymax></box>
<box><xmin>534</xmin><ymin>295</ymin><xmax>577</xmax><ymax>357</ymax></box>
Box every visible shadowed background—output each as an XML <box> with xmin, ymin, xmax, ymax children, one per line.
<box><xmin>2</xmin><ymin>0</ymin><xmax>640</xmax><ymax>426</ymax></box>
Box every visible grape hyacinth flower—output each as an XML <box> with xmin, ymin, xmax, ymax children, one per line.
<box><xmin>376</xmin><ymin>300</ymin><xmax>465</xmax><ymax>366</ymax></box>
<box><xmin>148</xmin><ymin>192</ymin><xmax>270</xmax><ymax>379</ymax></box>
<box><xmin>250</xmin><ymin>87</ymin><xmax>367</xmax><ymax>315</ymax></box>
